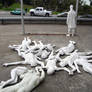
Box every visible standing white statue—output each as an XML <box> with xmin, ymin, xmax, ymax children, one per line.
<box><xmin>66</xmin><ymin>5</ymin><xmax>76</xmax><ymax>36</ymax></box>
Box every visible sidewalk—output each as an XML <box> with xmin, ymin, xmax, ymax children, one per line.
<box><xmin>0</xmin><ymin>24</ymin><xmax>92</xmax><ymax>92</ymax></box>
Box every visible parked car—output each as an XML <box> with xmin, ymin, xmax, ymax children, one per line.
<box><xmin>10</xmin><ymin>9</ymin><xmax>26</xmax><ymax>15</ymax></box>
<box><xmin>57</xmin><ymin>12</ymin><xmax>68</xmax><ymax>17</ymax></box>
<box><xmin>79</xmin><ymin>14</ymin><xmax>92</xmax><ymax>18</ymax></box>
<box><xmin>29</xmin><ymin>7</ymin><xmax>52</xmax><ymax>17</ymax></box>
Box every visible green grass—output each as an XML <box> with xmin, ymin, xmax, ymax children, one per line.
<box><xmin>0</xmin><ymin>3</ymin><xmax>33</xmax><ymax>11</ymax></box>
<box><xmin>52</xmin><ymin>11</ymin><xmax>60</xmax><ymax>15</ymax></box>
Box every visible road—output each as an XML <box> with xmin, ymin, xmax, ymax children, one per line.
<box><xmin>0</xmin><ymin>24</ymin><xmax>92</xmax><ymax>92</ymax></box>
<box><xmin>0</xmin><ymin>11</ymin><xmax>30</xmax><ymax>17</ymax></box>
<box><xmin>0</xmin><ymin>11</ymin><xmax>57</xmax><ymax>17</ymax></box>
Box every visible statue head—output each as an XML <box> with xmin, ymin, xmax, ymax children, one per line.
<box><xmin>47</xmin><ymin>67</ymin><xmax>55</xmax><ymax>75</ymax></box>
<box><xmin>70</xmin><ymin>5</ymin><xmax>73</xmax><ymax>11</ymax></box>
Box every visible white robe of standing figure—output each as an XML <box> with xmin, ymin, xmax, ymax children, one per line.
<box><xmin>66</xmin><ymin>5</ymin><xmax>76</xmax><ymax>37</ymax></box>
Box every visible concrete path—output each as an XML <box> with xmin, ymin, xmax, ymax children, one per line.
<box><xmin>0</xmin><ymin>24</ymin><xmax>92</xmax><ymax>92</ymax></box>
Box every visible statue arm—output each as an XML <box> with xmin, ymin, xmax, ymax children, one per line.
<box><xmin>39</xmin><ymin>68</ymin><xmax>45</xmax><ymax>81</ymax></box>
<box><xmin>3</xmin><ymin>61</ymin><xmax>25</xmax><ymax>67</ymax></box>
<box><xmin>66</xmin><ymin>13</ymin><xmax>69</xmax><ymax>25</ymax></box>
<box><xmin>74</xmin><ymin>61</ymin><xmax>81</xmax><ymax>73</ymax></box>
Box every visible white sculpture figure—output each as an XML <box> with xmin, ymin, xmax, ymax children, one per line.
<box><xmin>56</xmin><ymin>41</ymin><xmax>76</xmax><ymax>55</ymax></box>
<box><xmin>0</xmin><ymin>66</ymin><xmax>28</xmax><ymax>89</ymax></box>
<box><xmin>9</xmin><ymin>37</ymin><xmax>31</xmax><ymax>51</ymax></box>
<box><xmin>59</xmin><ymin>50</ymin><xmax>92</xmax><ymax>74</ymax></box>
<box><xmin>66</xmin><ymin>5</ymin><xmax>76</xmax><ymax>36</ymax></box>
<box><xmin>3</xmin><ymin>52</ymin><xmax>44</xmax><ymax>67</ymax></box>
<box><xmin>74</xmin><ymin>58</ymin><xmax>92</xmax><ymax>75</ymax></box>
<box><xmin>59</xmin><ymin>50</ymin><xmax>81</xmax><ymax>74</ymax></box>
<box><xmin>75</xmin><ymin>50</ymin><xmax>92</xmax><ymax>61</ymax></box>
<box><xmin>44</xmin><ymin>51</ymin><xmax>73</xmax><ymax>75</ymax></box>
<box><xmin>29</xmin><ymin>42</ymin><xmax>54</xmax><ymax>55</ymax></box>
<box><xmin>27</xmin><ymin>42</ymin><xmax>55</xmax><ymax>59</ymax></box>
<box><xmin>0</xmin><ymin>67</ymin><xmax>45</xmax><ymax>92</ymax></box>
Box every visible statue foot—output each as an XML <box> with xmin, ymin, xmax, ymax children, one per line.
<box><xmin>66</xmin><ymin>34</ymin><xmax>70</xmax><ymax>37</ymax></box>
<box><xmin>69</xmin><ymin>71</ymin><xmax>73</xmax><ymax>75</ymax></box>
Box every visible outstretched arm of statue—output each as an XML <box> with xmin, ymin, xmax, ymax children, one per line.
<box><xmin>3</xmin><ymin>61</ymin><xmax>25</xmax><ymax>67</ymax></box>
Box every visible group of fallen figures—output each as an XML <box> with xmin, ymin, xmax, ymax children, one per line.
<box><xmin>0</xmin><ymin>37</ymin><xmax>92</xmax><ymax>92</ymax></box>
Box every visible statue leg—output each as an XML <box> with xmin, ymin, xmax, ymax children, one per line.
<box><xmin>87</xmin><ymin>60</ymin><xmax>92</xmax><ymax>63</ymax></box>
<box><xmin>68</xmin><ymin>62</ymin><xmax>76</xmax><ymax>73</ymax></box>
<box><xmin>80</xmin><ymin>55</ymin><xmax>92</xmax><ymax>59</ymax></box>
<box><xmin>78</xmin><ymin>51</ymin><xmax>92</xmax><ymax>56</ymax></box>
<box><xmin>66</xmin><ymin>28</ymin><xmax>71</xmax><ymax>36</ymax></box>
<box><xmin>71</xmin><ymin>28</ymin><xmax>75</xmax><ymax>36</ymax></box>
<box><xmin>59</xmin><ymin>67</ymin><xmax>73</xmax><ymax>75</ymax></box>
<box><xmin>83</xmin><ymin>65</ymin><xmax>92</xmax><ymax>74</ymax></box>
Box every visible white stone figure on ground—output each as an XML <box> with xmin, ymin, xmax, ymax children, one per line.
<box><xmin>73</xmin><ymin>58</ymin><xmax>92</xmax><ymax>75</ymax></box>
<box><xmin>0</xmin><ymin>66</ymin><xmax>28</xmax><ymax>89</ymax></box>
<box><xmin>9</xmin><ymin>37</ymin><xmax>32</xmax><ymax>52</ymax></box>
<box><xmin>66</xmin><ymin>5</ymin><xmax>76</xmax><ymax>36</ymax></box>
<box><xmin>3</xmin><ymin>52</ymin><xmax>44</xmax><ymax>67</ymax></box>
<box><xmin>0</xmin><ymin>67</ymin><xmax>45</xmax><ymax>92</ymax></box>
<box><xmin>59</xmin><ymin>50</ymin><xmax>81</xmax><ymax>74</ymax></box>
<box><xmin>59</xmin><ymin>50</ymin><xmax>92</xmax><ymax>75</ymax></box>
<box><xmin>56</xmin><ymin>41</ymin><xmax>76</xmax><ymax>55</ymax></box>
<box><xmin>44</xmin><ymin>51</ymin><xmax>73</xmax><ymax>75</ymax></box>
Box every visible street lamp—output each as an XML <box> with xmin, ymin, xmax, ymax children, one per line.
<box><xmin>21</xmin><ymin>0</ymin><xmax>25</xmax><ymax>34</ymax></box>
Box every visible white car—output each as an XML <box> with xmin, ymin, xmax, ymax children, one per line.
<box><xmin>29</xmin><ymin>7</ymin><xmax>52</xmax><ymax>17</ymax></box>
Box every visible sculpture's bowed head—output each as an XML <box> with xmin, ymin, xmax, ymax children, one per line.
<box><xmin>70</xmin><ymin>5</ymin><xmax>73</xmax><ymax>10</ymax></box>
<box><xmin>47</xmin><ymin>67</ymin><xmax>55</xmax><ymax>75</ymax></box>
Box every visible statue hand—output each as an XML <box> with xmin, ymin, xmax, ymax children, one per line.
<box><xmin>3</xmin><ymin>63</ymin><xmax>8</xmax><ymax>67</ymax></box>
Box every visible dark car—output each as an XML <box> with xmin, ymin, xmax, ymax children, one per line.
<box><xmin>79</xmin><ymin>14</ymin><xmax>92</xmax><ymax>18</ymax></box>
<box><xmin>57</xmin><ymin>12</ymin><xmax>68</xmax><ymax>17</ymax></box>
<box><xmin>10</xmin><ymin>9</ymin><xmax>25</xmax><ymax>15</ymax></box>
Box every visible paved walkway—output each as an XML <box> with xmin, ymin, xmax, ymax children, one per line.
<box><xmin>0</xmin><ymin>24</ymin><xmax>92</xmax><ymax>92</ymax></box>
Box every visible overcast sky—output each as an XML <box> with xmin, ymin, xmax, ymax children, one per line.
<box><xmin>84</xmin><ymin>0</ymin><xmax>90</xmax><ymax>5</ymax></box>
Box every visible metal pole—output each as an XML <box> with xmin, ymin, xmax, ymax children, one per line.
<box><xmin>21</xmin><ymin>0</ymin><xmax>25</xmax><ymax>34</ymax></box>
<box><xmin>76</xmin><ymin>0</ymin><xmax>79</xmax><ymax>20</ymax></box>
<box><xmin>75</xmin><ymin>0</ymin><xmax>79</xmax><ymax>35</ymax></box>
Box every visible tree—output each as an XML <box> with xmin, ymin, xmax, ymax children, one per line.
<box><xmin>0</xmin><ymin>0</ymin><xmax>16</xmax><ymax>7</ymax></box>
<box><xmin>89</xmin><ymin>0</ymin><xmax>92</xmax><ymax>6</ymax></box>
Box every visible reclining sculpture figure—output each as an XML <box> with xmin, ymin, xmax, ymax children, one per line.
<box><xmin>59</xmin><ymin>50</ymin><xmax>92</xmax><ymax>75</ymax></box>
<box><xmin>44</xmin><ymin>51</ymin><xmax>73</xmax><ymax>75</ymax></box>
<box><xmin>4</xmin><ymin>39</ymin><xmax>56</xmax><ymax>67</ymax></box>
<box><xmin>9</xmin><ymin>38</ymin><xmax>55</xmax><ymax>60</ymax></box>
<box><xmin>72</xmin><ymin>58</ymin><xmax>92</xmax><ymax>74</ymax></box>
<box><xmin>27</xmin><ymin>41</ymin><xmax>55</xmax><ymax>59</ymax></box>
<box><xmin>56</xmin><ymin>41</ymin><xmax>76</xmax><ymax>55</ymax></box>
<box><xmin>0</xmin><ymin>66</ymin><xmax>28</xmax><ymax>89</ymax></box>
<box><xmin>3</xmin><ymin>52</ymin><xmax>44</xmax><ymax>67</ymax></box>
<box><xmin>59</xmin><ymin>50</ymin><xmax>82</xmax><ymax>74</ymax></box>
<box><xmin>9</xmin><ymin>37</ymin><xmax>32</xmax><ymax>52</ymax></box>
<box><xmin>0</xmin><ymin>67</ymin><xmax>45</xmax><ymax>92</ymax></box>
